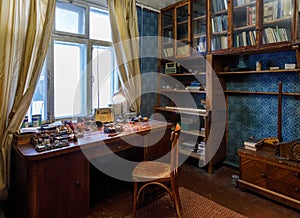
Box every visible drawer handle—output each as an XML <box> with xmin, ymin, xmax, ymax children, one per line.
<box><xmin>294</xmin><ymin>187</ymin><xmax>300</xmax><ymax>193</ymax></box>
<box><xmin>75</xmin><ymin>181</ymin><xmax>81</xmax><ymax>188</ymax></box>
<box><xmin>261</xmin><ymin>173</ymin><xmax>267</xmax><ymax>178</ymax></box>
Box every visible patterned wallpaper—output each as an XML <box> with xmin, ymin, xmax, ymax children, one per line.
<box><xmin>137</xmin><ymin>7</ymin><xmax>159</xmax><ymax>117</ymax></box>
<box><xmin>226</xmin><ymin>51</ymin><xmax>300</xmax><ymax>165</ymax></box>
<box><xmin>136</xmin><ymin>9</ymin><xmax>300</xmax><ymax>167</ymax></box>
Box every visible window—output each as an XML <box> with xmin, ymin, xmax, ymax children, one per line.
<box><xmin>28</xmin><ymin>1</ymin><xmax>118</xmax><ymax>123</ymax></box>
<box><xmin>55</xmin><ymin>1</ymin><xmax>86</xmax><ymax>35</ymax></box>
<box><xmin>54</xmin><ymin>41</ymin><xmax>87</xmax><ymax>117</ymax></box>
<box><xmin>90</xmin><ymin>7</ymin><xmax>112</xmax><ymax>41</ymax></box>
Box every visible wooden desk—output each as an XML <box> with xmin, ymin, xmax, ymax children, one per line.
<box><xmin>10</xmin><ymin>120</ymin><xmax>172</xmax><ymax>218</ymax></box>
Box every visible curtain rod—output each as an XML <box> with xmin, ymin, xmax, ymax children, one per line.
<box><xmin>136</xmin><ymin>3</ymin><xmax>160</xmax><ymax>13</ymax></box>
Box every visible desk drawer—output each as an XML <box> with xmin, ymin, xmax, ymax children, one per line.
<box><xmin>240</xmin><ymin>157</ymin><xmax>267</xmax><ymax>188</ymax></box>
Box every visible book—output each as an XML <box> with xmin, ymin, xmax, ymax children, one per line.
<box><xmin>245</xmin><ymin>144</ymin><xmax>263</xmax><ymax>151</ymax></box>
<box><xmin>244</xmin><ymin>137</ymin><xmax>263</xmax><ymax>147</ymax></box>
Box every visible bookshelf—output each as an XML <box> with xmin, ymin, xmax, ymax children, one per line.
<box><xmin>158</xmin><ymin>0</ymin><xmax>300</xmax><ymax>172</ymax></box>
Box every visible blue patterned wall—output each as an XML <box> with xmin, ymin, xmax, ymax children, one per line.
<box><xmin>137</xmin><ymin>7</ymin><xmax>159</xmax><ymax>117</ymax></box>
<box><xmin>226</xmin><ymin>51</ymin><xmax>300</xmax><ymax>165</ymax></box>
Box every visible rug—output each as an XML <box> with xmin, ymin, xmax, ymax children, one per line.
<box><xmin>129</xmin><ymin>187</ymin><xmax>247</xmax><ymax>218</ymax></box>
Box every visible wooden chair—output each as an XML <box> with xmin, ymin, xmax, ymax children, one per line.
<box><xmin>132</xmin><ymin>123</ymin><xmax>182</xmax><ymax>218</ymax></box>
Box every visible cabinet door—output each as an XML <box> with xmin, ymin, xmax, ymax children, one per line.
<box><xmin>262</xmin><ymin>0</ymin><xmax>293</xmax><ymax>45</ymax></box>
<box><xmin>297</xmin><ymin>0</ymin><xmax>300</xmax><ymax>41</ymax></box>
<box><xmin>175</xmin><ymin>3</ymin><xmax>190</xmax><ymax>57</ymax></box>
<box><xmin>192</xmin><ymin>0</ymin><xmax>207</xmax><ymax>53</ymax></box>
<box><xmin>267</xmin><ymin>165</ymin><xmax>300</xmax><ymax>200</ymax></box>
<box><xmin>210</xmin><ymin>0</ymin><xmax>228</xmax><ymax>51</ymax></box>
<box><xmin>240</xmin><ymin>157</ymin><xmax>267</xmax><ymax>188</ymax></box>
<box><xmin>28</xmin><ymin>151</ymin><xmax>89</xmax><ymax>218</ymax></box>
<box><xmin>233</xmin><ymin>0</ymin><xmax>257</xmax><ymax>48</ymax></box>
<box><xmin>162</xmin><ymin>8</ymin><xmax>175</xmax><ymax>58</ymax></box>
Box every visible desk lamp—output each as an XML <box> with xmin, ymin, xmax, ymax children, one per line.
<box><xmin>112</xmin><ymin>90</ymin><xmax>127</xmax><ymax>122</ymax></box>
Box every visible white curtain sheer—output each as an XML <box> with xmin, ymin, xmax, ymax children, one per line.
<box><xmin>0</xmin><ymin>0</ymin><xmax>55</xmax><ymax>200</ymax></box>
<box><xmin>108</xmin><ymin>0</ymin><xmax>141</xmax><ymax>114</ymax></box>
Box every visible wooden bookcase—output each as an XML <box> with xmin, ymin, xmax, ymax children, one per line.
<box><xmin>157</xmin><ymin>0</ymin><xmax>300</xmax><ymax>173</ymax></box>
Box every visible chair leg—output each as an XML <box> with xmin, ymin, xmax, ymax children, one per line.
<box><xmin>132</xmin><ymin>182</ymin><xmax>138</xmax><ymax>218</ymax></box>
<box><xmin>171</xmin><ymin>179</ymin><xmax>182</xmax><ymax>218</ymax></box>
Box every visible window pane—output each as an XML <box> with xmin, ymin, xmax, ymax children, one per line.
<box><xmin>54</xmin><ymin>41</ymin><xmax>87</xmax><ymax>117</ymax></box>
<box><xmin>90</xmin><ymin>8</ymin><xmax>111</xmax><ymax>41</ymax></box>
<box><xmin>92</xmin><ymin>46</ymin><xmax>116</xmax><ymax>109</ymax></box>
<box><xmin>27</xmin><ymin>61</ymin><xmax>48</xmax><ymax>124</ymax></box>
<box><xmin>55</xmin><ymin>2</ymin><xmax>86</xmax><ymax>35</ymax></box>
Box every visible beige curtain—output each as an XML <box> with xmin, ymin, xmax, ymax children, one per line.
<box><xmin>108</xmin><ymin>0</ymin><xmax>141</xmax><ymax>114</ymax></box>
<box><xmin>0</xmin><ymin>0</ymin><xmax>55</xmax><ymax>200</ymax></box>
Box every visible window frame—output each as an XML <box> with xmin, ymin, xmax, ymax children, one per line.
<box><xmin>41</xmin><ymin>0</ymin><xmax>117</xmax><ymax>122</ymax></box>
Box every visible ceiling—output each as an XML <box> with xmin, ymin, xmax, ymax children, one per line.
<box><xmin>136</xmin><ymin>0</ymin><xmax>183</xmax><ymax>10</ymax></box>
<box><xmin>84</xmin><ymin>0</ymin><xmax>183</xmax><ymax>11</ymax></box>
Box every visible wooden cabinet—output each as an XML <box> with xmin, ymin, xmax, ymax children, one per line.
<box><xmin>161</xmin><ymin>0</ymin><xmax>300</xmax><ymax>55</ymax></box>
<box><xmin>238</xmin><ymin>147</ymin><xmax>300</xmax><ymax>209</ymax></box>
<box><xmin>11</xmin><ymin>145</ymin><xmax>89</xmax><ymax>218</ymax></box>
<box><xmin>209</xmin><ymin>0</ymin><xmax>297</xmax><ymax>53</ymax></box>
<box><xmin>161</xmin><ymin>0</ymin><xmax>207</xmax><ymax>58</ymax></box>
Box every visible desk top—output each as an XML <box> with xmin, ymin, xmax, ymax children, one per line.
<box><xmin>238</xmin><ymin>147</ymin><xmax>300</xmax><ymax>170</ymax></box>
<box><xmin>14</xmin><ymin>120</ymin><xmax>172</xmax><ymax>161</ymax></box>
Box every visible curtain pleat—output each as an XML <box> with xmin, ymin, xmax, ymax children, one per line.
<box><xmin>108</xmin><ymin>0</ymin><xmax>141</xmax><ymax>114</ymax></box>
<box><xmin>0</xmin><ymin>0</ymin><xmax>55</xmax><ymax>200</ymax></box>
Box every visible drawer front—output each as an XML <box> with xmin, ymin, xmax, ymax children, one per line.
<box><xmin>267</xmin><ymin>165</ymin><xmax>300</xmax><ymax>200</ymax></box>
<box><xmin>268</xmin><ymin>165</ymin><xmax>300</xmax><ymax>186</ymax></box>
<box><xmin>240</xmin><ymin>157</ymin><xmax>267</xmax><ymax>188</ymax></box>
<box><xmin>267</xmin><ymin>178</ymin><xmax>300</xmax><ymax>200</ymax></box>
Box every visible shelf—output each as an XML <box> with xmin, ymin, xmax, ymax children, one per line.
<box><xmin>161</xmin><ymin>72</ymin><xmax>206</xmax><ymax>76</ymax></box>
<box><xmin>193</xmin><ymin>33</ymin><xmax>206</xmax><ymax>38</ymax></box>
<box><xmin>212</xmin><ymin>10</ymin><xmax>228</xmax><ymax>16</ymax></box>
<box><xmin>263</xmin><ymin>17</ymin><xmax>292</xmax><ymax>26</ymax></box>
<box><xmin>212</xmin><ymin>31</ymin><xmax>228</xmax><ymax>35</ymax></box>
<box><xmin>160</xmin><ymin>89</ymin><xmax>206</xmax><ymax>94</ymax></box>
<box><xmin>177</xmin><ymin>20</ymin><xmax>188</xmax><ymax>25</ymax></box>
<box><xmin>163</xmin><ymin>24</ymin><xmax>173</xmax><ymax>29</ymax></box>
<box><xmin>179</xmin><ymin>147</ymin><xmax>205</xmax><ymax>160</ymax></box>
<box><xmin>233</xmin><ymin>25</ymin><xmax>256</xmax><ymax>32</ymax></box>
<box><xmin>193</xmin><ymin>15</ymin><xmax>206</xmax><ymax>21</ymax></box>
<box><xmin>218</xmin><ymin>69</ymin><xmax>300</xmax><ymax>75</ymax></box>
<box><xmin>224</xmin><ymin>90</ymin><xmax>300</xmax><ymax>96</ymax></box>
<box><xmin>155</xmin><ymin>106</ymin><xmax>208</xmax><ymax>116</ymax></box>
<box><xmin>181</xmin><ymin>129</ymin><xmax>205</xmax><ymax>137</ymax></box>
<box><xmin>234</xmin><ymin>1</ymin><xmax>256</xmax><ymax>9</ymax></box>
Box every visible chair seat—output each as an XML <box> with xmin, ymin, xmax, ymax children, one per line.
<box><xmin>132</xmin><ymin>161</ymin><xmax>171</xmax><ymax>182</ymax></box>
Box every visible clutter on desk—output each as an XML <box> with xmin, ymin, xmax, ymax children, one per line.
<box><xmin>31</xmin><ymin>121</ymin><xmax>77</xmax><ymax>152</ymax></box>
<box><xmin>17</xmin><ymin>112</ymin><xmax>150</xmax><ymax>152</ymax></box>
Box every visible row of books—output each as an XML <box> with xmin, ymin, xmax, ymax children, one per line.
<box><xmin>211</xmin><ymin>35</ymin><xmax>228</xmax><ymax>51</ymax></box>
<box><xmin>212</xmin><ymin>0</ymin><xmax>227</xmax><ymax>13</ymax></box>
<box><xmin>234</xmin><ymin>30</ymin><xmax>256</xmax><ymax>47</ymax></box>
<box><xmin>263</xmin><ymin>0</ymin><xmax>292</xmax><ymax>22</ymax></box>
<box><xmin>196</xmin><ymin>36</ymin><xmax>206</xmax><ymax>53</ymax></box>
<box><xmin>234</xmin><ymin>0</ymin><xmax>255</xmax><ymax>7</ymax></box>
<box><xmin>244</xmin><ymin>137</ymin><xmax>264</xmax><ymax>151</ymax></box>
<box><xmin>163</xmin><ymin>48</ymin><xmax>173</xmax><ymax>57</ymax></box>
<box><xmin>211</xmin><ymin>15</ymin><xmax>228</xmax><ymax>33</ymax></box>
<box><xmin>177</xmin><ymin>45</ymin><xmax>189</xmax><ymax>56</ymax></box>
<box><xmin>246</xmin><ymin>6</ymin><xmax>256</xmax><ymax>26</ymax></box>
<box><xmin>263</xmin><ymin>27</ymin><xmax>289</xmax><ymax>44</ymax></box>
